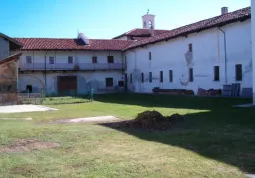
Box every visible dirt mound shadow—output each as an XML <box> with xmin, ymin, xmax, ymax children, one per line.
<box><xmin>0</xmin><ymin>139</ymin><xmax>60</xmax><ymax>153</ymax></box>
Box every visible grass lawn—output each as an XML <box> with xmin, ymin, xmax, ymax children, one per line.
<box><xmin>0</xmin><ymin>93</ymin><xmax>254</xmax><ymax>177</ymax></box>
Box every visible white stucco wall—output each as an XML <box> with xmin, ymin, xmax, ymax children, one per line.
<box><xmin>0</xmin><ymin>37</ymin><xmax>9</xmax><ymax>60</ymax></box>
<box><xmin>18</xmin><ymin>50</ymin><xmax>123</xmax><ymax>67</ymax></box>
<box><xmin>114</xmin><ymin>36</ymin><xmax>129</xmax><ymax>40</ymax></box>
<box><xmin>19</xmin><ymin>71</ymin><xmax>123</xmax><ymax>95</ymax></box>
<box><xmin>124</xmin><ymin>20</ymin><xmax>252</xmax><ymax>94</ymax></box>
<box><xmin>252</xmin><ymin>0</ymin><xmax>255</xmax><ymax>104</ymax></box>
<box><xmin>17</xmin><ymin>50</ymin><xmax>124</xmax><ymax>95</ymax></box>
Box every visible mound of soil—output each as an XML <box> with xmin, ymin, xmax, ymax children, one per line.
<box><xmin>126</xmin><ymin>110</ymin><xmax>185</xmax><ymax>130</ymax></box>
<box><xmin>0</xmin><ymin>139</ymin><xmax>60</xmax><ymax>153</ymax></box>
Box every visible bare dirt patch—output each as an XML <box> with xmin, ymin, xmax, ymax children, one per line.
<box><xmin>11</xmin><ymin>165</ymin><xmax>39</xmax><ymax>177</ymax></box>
<box><xmin>0</xmin><ymin>139</ymin><xmax>60</xmax><ymax>153</ymax></box>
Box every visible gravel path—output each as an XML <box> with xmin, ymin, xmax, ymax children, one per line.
<box><xmin>53</xmin><ymin>116</ymin><xmax>119</xmax><ymax>124</ymax></box>
<box><xmin>0</xmin><ymin>105</ymin><xmax>57</xmax><ymax>113</ymax></box>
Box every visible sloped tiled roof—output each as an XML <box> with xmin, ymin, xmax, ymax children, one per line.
<box><xmin>15</xmin><ymin>38</ymin><xmax>133</xmax><ymax>51</ymax></box>
<box><xmin>14</xmin><ymin>6</ymin><xmax>251</xmax><ymax>52</ymax></box>
<box><xmin>0</xmin><ymin>53</ymin><xmax>22</xmax><ymax>65</ymax></box>
<box><xmin>113</xmin><ymin>28</ymin><xmax>171</xmax><ymax>39</ymax></box>
<box><xmin>123</xmin><ymin>7</ymin><xmax>251</xmax><ymax>50</ymax></box>
<box><xmin>0</xmin><ymin>33</ymin><xmax>23</xmax><ymax>50</ymax></box>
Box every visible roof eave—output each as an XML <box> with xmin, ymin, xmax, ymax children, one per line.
<box><xmin>123</xmin><ymin>15</ymin><xmax>251</xmax><ymax>51</ymax></box>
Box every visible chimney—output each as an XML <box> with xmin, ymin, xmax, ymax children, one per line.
<box><xmin>221</xmin><ymin>7</ymin><xmax>228</xmax><ymax>15</ymax></box>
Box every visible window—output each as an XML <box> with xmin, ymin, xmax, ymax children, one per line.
<box><xmin>106</xmin><ymin>78</ymin><xmax>113</xmax><ymax>87</ymax></box>
<box><xmin>107</xmin><ymin>56</ymin><xmax>114</xmax><ymax>63</ymax></box>
<box><xmin>49</xmin><ymin>57</ymin><xmax>55</xmax><ymax>64</ymax></box>
<box><xmin>160</xmin><ymin>71</ymin><xmax>163</xmax><ymax>83</ymax></box>
<box><xmin>189</xmin><ymin>43</ymin><xmax>193</xmax><ymax>52</ymax></box>
<box><xmin>189</xmin><ymin>68</ymin><xmax>194</xmax><ymax>82</ymax></box>
<box><xmin>92</xmin><ymin>56</ymin><xmax>97</xmax><ymax>63</ymax></box>
<box><xmin>149</xmin><ymin>72</ymin><xmax>152</xmax><ymax>83</ymax></box>
<box><xmin>169</xmin><ymin>70</ymin><xmax>173</xmax><ymax>82</ymax></box>
<box><xmin>130</xmin><ymin>74</ymin><xmax>132</xmax><ymax>83</ymax></box>
<box><xmin>26</xmin><ymin>85</ymin><xmax>32</xmax><ymax>93</ymax></box>
<box><xmin>148</xmin><ymin>20</ymin><xmax>152</xmax><ymax>29</ymax></box>
<box><xmin>149</xmin><ymin>52</ymin><xmax>152</xmax><ymax>60</ymax></box>
<box><xmin>235</xmin><ymin>64</ymin><xmax>242</xmax><ymax>81</ymax></box>
<box><xmin>68</xmin><ymin>56</ymin><xmax>73</xmax><ymax>64</ymax></box>
<box><xmin>141</xmin><ymin>73</ymin><xmax>144</xmax><ymax>83</ymax></box>
<box><xmin>214</xmin><ymin>66</ymin><xmax>220</xmax><ymax>81</ymax></box>
<box><xmin>26</xmin><ymin>56</ymin><xmax>32</xmax><ymax>64</ymax></box>
<box><xmin>118</xmin><ymin>80</ymin><xmax>124</xmax><ymax>87</ymax></box>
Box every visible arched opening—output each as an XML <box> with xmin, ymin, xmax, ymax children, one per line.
<box><xmin>148</xmin><ymin>20</ymin><xmax>153</xmax><ymax>29</ymax></box>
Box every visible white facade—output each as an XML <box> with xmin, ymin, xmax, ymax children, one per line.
<box><xmin>252</xmin><ymin>0</ymin><xmax>255</xmax><ymax>103</ymax></box>
<box><xmin>18</xmin><ymin>50</ymin><xmax>125</xmax><ymax>95</ymax></box>
<box><xmin>124</xmin><ymin>20</ymin><xmax>252</xmax><ymax>94</ymax></box>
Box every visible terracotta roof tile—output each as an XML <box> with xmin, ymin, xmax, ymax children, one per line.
<box><xmin>113</xmin><ymin>28</ymin><xmax>170</xmax><ymax>39</ymax></box>
<box><xmin>15</xmin><ymin>38</ymin><xmax>134</xmax><ymax>51</ymax></box>
<box><xmin>124</xmin><ymin>7</ymin><xmax>251</xmax><ymax>50</ymax></box>
<box><xmin>14</xmin><ymin>7</ymin><xmax>251</xmax><ymax>52</ymax></box>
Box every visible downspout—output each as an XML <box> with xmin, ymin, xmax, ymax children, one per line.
<box><xmin>44</xmin><ymin>51</ymin><xmax>47</xmax><ymax>96</ymax></box>
<box><xmin>218</xmin><ymin>27</ymin><xmax>228</xmax><ymax>84</ymax></box>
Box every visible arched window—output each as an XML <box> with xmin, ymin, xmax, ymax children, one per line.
<box><xmin>148</xmin><ymin>20</ymin><xmax>153</xmax><ymax>29</ymax></box>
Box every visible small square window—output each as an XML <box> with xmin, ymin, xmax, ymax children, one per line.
<box><xmin>107</xmin><ymin>56</ymin><xmax>114</xmax><ymax>63</ymax></box>
<box><xmin>106</xmin><ymin>78</ymin><xmax>113</xmax><ymax>87</ymax></box>
<box><xmin>92</xmin><ymin>56</ymin><xmax>97</xmax><ymax>63</ymax></box>
<box><xmin>49</xmin><ymin>57</ymin><xmax>55</xmax><ymax>64</ymax></box>
<box><xmin>68</xmin><ymin>56</ymin><xmax>73</xmax><ymax>64</ymax></box>
<box><xmin>26</xmin><ymin>56</ymin><xmax>32</xmax><ymax>64</ymax></box>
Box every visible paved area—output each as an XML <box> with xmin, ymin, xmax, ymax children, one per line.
<box><xmin>247</xmin><ymin>174</ymin><xmax>255</xmax><ymax>178</ymax></box>
<box><xmin>53</xmin><ymin>116</ymin><xmax>119</xmax><ymax>124</ymax></box>
<box><xmin>233</xmin><ymin>103</ymin><xmax>254</xmax><ymax>108</ymax></box>
<box><xmin>0</xmin><ymin>105</ymin><xmax>57</xmax><ymax>113</ymax></box>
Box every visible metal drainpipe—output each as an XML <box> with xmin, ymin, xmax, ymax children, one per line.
<box><xmin>219</xmin><ymin>27</ymin><xmax>228</xmax><ymax>84</ymax></box>
<box><xmin>44</xmin><ymin>51</ymin><xmax>47</xmax><ymax>96</ymax></box>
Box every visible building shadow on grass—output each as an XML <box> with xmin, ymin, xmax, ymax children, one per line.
<box><xmin>97</xmin><ymin>93</ymin><xmax>255</xmax><ymax>174</ymax></box>
<box><xmin>95</xmin><ymin>93</ymin><xmax>252</xmax><ymax>110</ymax></box>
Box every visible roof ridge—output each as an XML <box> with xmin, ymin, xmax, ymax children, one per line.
<box><xmin>123</xmin><ymin>6</ymin><xmax>251</xmax><ymax>51</ymax></box>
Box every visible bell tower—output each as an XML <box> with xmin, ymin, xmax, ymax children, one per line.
<box><xmin>142</xmin><ymin>9</ymin><xmax>155</xmax><ymax>29</ymax></box>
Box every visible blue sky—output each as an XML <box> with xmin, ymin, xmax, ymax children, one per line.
<box><xmin>0</xmin><ymin>0</ymin><xmax>250</xmax><ymax>39</ymax></box>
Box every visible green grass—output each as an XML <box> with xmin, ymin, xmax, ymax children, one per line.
<box><xmin>0</xmin><ymin>93</ymin><xmax>254</xmax><ymax>177</ymax></box>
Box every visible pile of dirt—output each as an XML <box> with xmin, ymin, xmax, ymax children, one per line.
<box><xmin>125</xmin><ymin>110</ymin><xmax>185</xmax><ymax>130</ymax></box>
<box><xmin>0</xmin><ymin>139</ymin><xmax>60</xmax><ymax>153</ymax></box>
